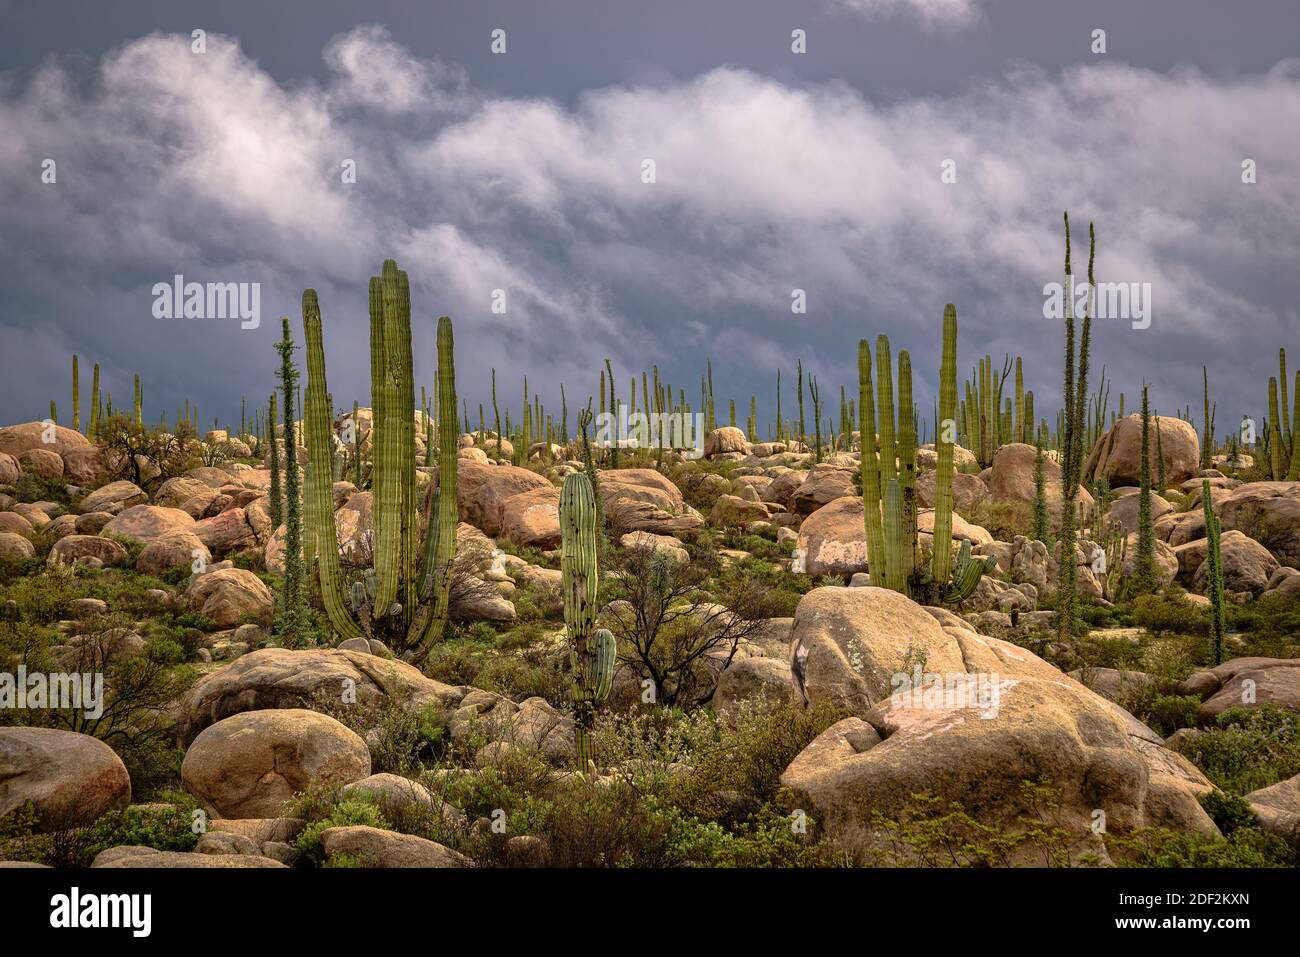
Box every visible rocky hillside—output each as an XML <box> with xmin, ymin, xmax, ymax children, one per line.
<box><xmin>1</xmin><ymin>408</ymin><xmax>1298</xmax><ymax>869</ymax></box>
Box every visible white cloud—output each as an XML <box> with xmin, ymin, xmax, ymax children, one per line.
<box><xmin>324</xmin><ymin>24</ymin><xmax>470</xmax><ymax>114</ymax></box>
<box><xmin>831</xmin><ymin>0</ymin><xmax>985</xmax><ymax>29</ymax></box>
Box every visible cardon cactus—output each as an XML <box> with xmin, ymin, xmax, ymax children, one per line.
<box><xmin>561</xmin><ymin>471</ymin><xmax>615</xmax><ymax>770</ymax></box>
<box><xmin>301</xmin><ymin>262</ymin><xmax>459</xmax><ymax>664</ymax></box>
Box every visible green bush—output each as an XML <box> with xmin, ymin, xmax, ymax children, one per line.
<box><xmin>1196</xmin><ymin>790</ymin><xmax>1259</xmax><ymax>836</ymax></box>
<box><xmin>1176</xmin><ymin>704</ymin><xmax>1300</xmax><ymax>795</ymax></box>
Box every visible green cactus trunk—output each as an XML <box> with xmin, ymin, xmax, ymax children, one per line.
<box><xmin>71</xmin><ymin>355</ymin><xmax>80</xmax><ymax>434</ymax></box>
<box><xmin>268</xmin><ymin>391</ymin><xmax>283</xmax><ymax>529</ymax></box>
<box><xmin>931</xmin><ymin>306</ymin><xmax>958</xmax><ymax>590</ymax></box>
<box><xmin>561</xmin><ymin>472</ymin><xmax>614</xmax><ymax>771</ymax></box>
<box><xmin>1202</xmin><ymin>479</ymin><xmax>1226</xmax><ymax>665</ymax></box>
<box><xmin>304</xmin><ymin>292</ymin><xmax>366</xmax><ymax>642</ymax></box>
<box><xmin>89</xmin><ymin>363</ymin><xmax>100</xmax><ymax>440</ymax></box>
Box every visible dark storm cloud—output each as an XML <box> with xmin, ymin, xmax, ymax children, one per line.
<box><xmin>0</xmin><ymin>4</ymin><xmax>1297</xmax><ymax>437</ymax></box>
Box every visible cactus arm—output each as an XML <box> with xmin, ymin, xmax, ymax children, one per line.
<box><xmin>560</xmin><ymin>472</ymin><xmax>604</xmax><ymax>768</ymax></box>
<box><xmin>897</xmin><ymin>350</ymin><xmax>917</xmax><ymax>580</ymax></box>
<box><xmin>858</xmin><ymin>340</ymin><xmax>886</xmax><ymax>587</ymax></box>
<box><xmin>931</xmin><ymin>305</ymin><xmax>958</xmax><ymax>592</ymax></box>
<box><xmin>372</xmin><ymin>266</ymin><xmax>403</xmax><ymax>618</ymax></box>
<box><xmin>883</xmin><ymin>479</ymin><xmax>906</xmax><ymax>594</ymax></box>
<box><xmin>302</xmin><ymin>290</ymin><xmax>364</xmax><ymax>640</ymax></box>
<box><xmin>412</xmin><ymin>316</ymin><xmax>460</xmax><ymax>660</ymax></box>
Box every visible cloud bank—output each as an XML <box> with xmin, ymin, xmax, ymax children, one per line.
<box><xmin>1</xmin><ymin>26</ymin><xmax>1297</xmax><ymax>437</ymax></box>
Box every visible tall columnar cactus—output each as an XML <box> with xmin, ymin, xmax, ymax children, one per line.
<box><xmin>1132</xmin><ymin>384</ymin><xmax>1157</xmax><ymax>596</ymax></box>
<box><xmin>1056</xmin><ymin>213</ymin><xmax>1095</xmax><ymax>642</ymax></box>
<box><xmin>352</xmin><ymin>400</ymin><xmax>363</xmax><ymax>487</ymax></box>
<box><xmin>560</xmin><ymin>472</ymin><xmax>616</xmax><ymax>770</ymax></box>
<box><xmin>89</xmin><ymin>363</ymin><xmax>100</xmax><ymax>439</ymax></box>
<box><xmin>301</xmin><ymin>262</ymin><xmax>458</xmax><ymax>663</ymax></box>
<box><xmin>1201</xmin><ymin>366</ymin><xmax>1213</xmax><ymax>471</ymax></box>
<box><xmin>71</xmin><ymin>355</ymin><xmax>80</xmax><ymax>434</ymax></box>
<box><xmin>134</xmin><ymin>373</ymin><xmax>142</xmax><ymax>428</ymax></box>
<box><xmin>1268</xmin><ymin>376</ymin><xmax>1283</xmax><ymax>480</ymax></box>
<box><xmin>1281</xmin><ymin>348</ymin><xmax>1291</xmax><ymax>452</ymax></box>
<box><xmin>924</xmin><ymin>305</ymin><xmax>994</xmax><ymax>602</ymax></box>
<box><xmin>268</xmin><ymin>391</ymin><xmax>283</xmax><ymax>529</ymax></box>
<box><xmin>931</xmin><ymin>306</ymin><xmax>958</xmax><ymax>589</ymax></box>
<box><xmin>275</xmin><ymin>316</ymin><xmax>307</xmax><ymax>648</ymax></box>
<box><xmin>1289</xmin><ymin>372</ymin><xmax>1300</xmax><ymax>482</ymax></box>
<box><xmin>1202</xmin><ymin>479</ymin><xmax>1226</xmax><ymax>666</ymax></box>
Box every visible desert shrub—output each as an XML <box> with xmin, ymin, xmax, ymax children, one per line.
<box><xmin>1140</xmin><ymin>694</ymin><xmax>1204</xmax><ymax>737</ymax></box>
<box><xmin>1196</xmin><ymin>790</ymin><xmax>1259</xmax><ymax>837</ymax></box>
<box><xmin>1107</xmin><ymin>826</ymin><xmax>1293</xmax><ymax>867</ymax></box>
<box><xmin>473</xmin><ymin>655</ymin><xmax>568</xmax><ymax>705</ymax></box>
<box><xmin>1175</xmin><ymin>704</ymin><xmax>1300</xmax><ymax>795</ymax></box>
<box><xmin>292</xmin><ymin>797</ymin><xmax>391</xmax><ymax>864</ymax></box>
<box><xmin>1229</xmin><ymin>592</ymin><xmax>1300</xmax><ymax>649</ymax></box>
<box><xmin>863</xmin><ymin>780</ymin><xmax>1078</xmax><ymax>867</ymax></box>
<box><xmin>964</xmin><ymin>500</ymin><xmax>1034</xmax><ymax>541</ymax></box>
<box><xmin>0</xmin><ymin>795</ymin><xmax>201</xmax><ymax>867</ymax></box>
<box><xmin>668</xmin><ymin>700</ymin><xmax>847</xmax><ymax>823</ymax></box>
<box><xmin>14</xmin><ymin>470</ymin><xmax>69</xmax><ymax>506</ymax></box>
<box><xmin>1131</xmin><ymin>587</ymin><xmax>1209</xmax><ymax>637</ymax></box>
<box><xmin>310</xmin><ymin>692</ymin><xmax>445</xmax><ymax>776</ymax></box>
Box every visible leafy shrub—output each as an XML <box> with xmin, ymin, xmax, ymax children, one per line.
<box><xmin>1176</xmin><ymin>704</ymin><xmax>1300</xmax><ymax>795</ymax></box>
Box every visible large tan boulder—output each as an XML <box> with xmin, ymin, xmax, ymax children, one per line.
<box><xmin>0</xmin><ymin>728</ymin><xmax>131</xmax><ymax>830</ymax></box>
<box><xmin>987</xmin><ymin>443</ymin><xmax>1093</xmax><ymax>529</ymax></box>
<box><xmin>496</xmin><ymin>485</ymin><xmax>562</xmax><ymax>549</ymax></box>
<box><xmin>916</xmin><ymin>469</ymin><xmax>989</xmax><ymax>512</ymax></box>
<box><xmin>79</xmin><ymin>480</ymin><xmax>148</xmax><ymax>513</ymax></box>
<box><xmin>782</xmin><ymin>587</ymin><xmax>1217</xmax><ymax>859</ymax></box>
<box><xmin>192</xmin><ymin>507</ymin><xmax>257</xmax><ymax>554</ymax></box>
<box><xmin>136</xmin><ymin>531</ymin><xmax>210</xmax><ymax>577</ymax></box>
<box><xmin>795</xmin><ymin>496</ymin><xmax>867</xmax><ymax>579</ymax></box>
<box><xmin>186</xmin><ymin>567</ymin><xmax>274</xmax><ymax>628</ymax></box>
<box><xmin>1185</xmin><ymin>659</ymin><xmax>1300</xmax><ymax>718</ymax></box>
<box><xmin>92</xmin><ymin>846</ymin><xmax>286</xmax><ymax>868</ymax></box>
<box><xmin>0</xmin><ymin>452</ymin><xmax>20</xmax><ymax>484</ymax></box>
<box><xmin>177</xmin><ymin>648</ymin><xmax>468</xmax><ymax>745</ymax></box>
<box><xmin>47</xmin><ymin>534</ymin><xmax>128</xmax><ymax>567</ymax></box>
<box><xmin>598</xmin><ymin>468</ymin><xmax>703</xmax><ymax>536</ymax></box>
<box><xmin>0</xmin><ymin>421</ymin><xmax>90</xmax><ymax>458</ymax></box>
<box><xmin>154</xmin><ymin>476</ymin><xmax>215</xmax><ymax>508</ymax></box>
<box><xmin>0</xmin><ymin>531</ymin><xmax>35</xmax><ymax>561</ymax></box>
<box><xmin>101</xmin><ymin>504</ymin><xmax>195</xmax><ymax>543</ymax></box>
<box><xmin>713</xmin><ymin>657</ymin><xmax>792</xmax><ymax>717</ymax></box>
<box><xmin>181</xmin><ymin>709</ymin><xmax>371</xmax><ymax>818</ymax></box>
<box><xmin>318</xmin><ymin>826</ymin><xmax>471</xmax><ymax>868</ymax></box>
<box><xmin>18</xmin><ymin>448</ymin><xmax>63</xmax><ymax>480</ymax></box>
<box><xmin>1085</xmin><ymin>414</ymin><xmax>1200</xmax><ymax>488</ymax></box>
<box><xmin>789</xmin><ymin>464</ymin><xmax>856</xmax><ymax>515</ymax></box>
<box><xmin>1186</xmin><ymin>530</ymin><xmax>1279</xmax><ymax>596</ymax></box>
<box><xmin>0</xmin><ymin>512</ymin><xmax>35</xmax><ymax>536</ymax></box>
<box><xmin>1215</xmin><ymin>481</ymin><xmax>1300</xmax><ymax>564</ymax></box>
<box><xmin>1105</xmin><ymin>492</ymin><xmax>1174</xmax><ymax>535</ymax></box>
<box><xmin>454</xmin><ymin>460</ymin><xmax>551</xmax><ymax>536</ymax></box>
<box><xmin>60</xmin><ymin>446</ymin><xmax>109</xmax><ymax>485</ymax></box>
<box><xmin>704</xmin><ymin>426</ymin><xmax>751</xmax><ymax>458</ymax></box>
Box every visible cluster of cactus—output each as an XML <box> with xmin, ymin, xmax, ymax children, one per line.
<box><xmin>301</xmin><ymin>260</ymin><xmax>458</xmax><ymax>664</ymax></box>
<box><xmin>1201</xmin><ymin>478</ymin><xmax>1226</xmax><ymax>665</ymax></box>
<box><xmin>1264</xmin><ymin>349</ymin><xmax>1300</xmax><ymax>480</ymax></box>
<box><xmin>560</xmin><ymin>472</ymin><xmax>616</xmax><ymax>770</ymax></box>
<box><xmin>859</xmin><ymin>306</ymin><xmax>992</xmax><ymax>602</ymax></box>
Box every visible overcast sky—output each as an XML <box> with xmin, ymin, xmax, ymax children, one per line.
<box><xmin>1</xmin><ymin>0</ymin><xmax>1297</xmax><ymax>440</ymax></box>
